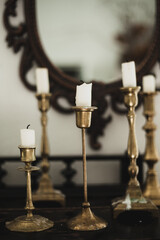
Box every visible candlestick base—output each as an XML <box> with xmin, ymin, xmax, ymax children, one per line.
<box><xmin>33</xmin><ymin>173</ymin><xmax>65</xmax><ymax>206</ymax></box>
<box><xmin>113</xmin><ymin>199</ymin><xmax>159</xmax><ymax>220</ymax></box>
<box><xmin>112</xmin><ymin>185</ymin><xmax>159</xmax><ymax>219</ymax></box>
<box><xmin>67</xmin><ymin>202</ymin><xmax>107</xmax><ymax>231</ymax></box>
<box><xmin>143</xmin><ymin>171</ymin><xmax>160</xmax><ymax>206</ymax></box>
<box><xmin>33</xmin><ymin>188</ymin><xmax>65</xmax><ymax>206</ymax></box>
<box><xmin>6</xmin><ymin>215</ymin><xmax>53</xmax><ymax>232</ymax></box>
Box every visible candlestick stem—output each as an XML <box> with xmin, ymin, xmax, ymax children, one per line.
<box><xmin>82</xmin><ymin>128</ymin><xmax>88</xmax><ymax>203</ymax></box>
<box><xmin>126</xmin><ymin>88</ymin><xmax>140</xmax><ymax>196</ymax></box>
<box><xmin>26</xmin><ymin>163</ymin><xmax>34</xmax><ymax>218</ymax></box>
<box><xmin>41</xmin><ymin>111</ymin><xmax>49</xmax><ymax>156</ymax></box>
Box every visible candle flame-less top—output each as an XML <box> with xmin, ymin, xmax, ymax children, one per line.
<box><xmin>75</xmin><ymin>83</ymin><xmax>92</xmax><ymax>106</ymax></box>
<box><xmin>35</xmin><ymin>68</ymin><xmax>49</xmax><ymax>93</ymax></box>
<box><xmin>20</xmin><ymin>129</ymin><xmax>35</xmax><ymax>147</ymax></box>
<box><xmin>122</xmin><ymin>61</ymin><xmax>137</xmax><ymax>87</ymax></box>
<box><xmin>142</xmin><ymin>75</ymin><xmax>156</xmax><ymax>92</ymax></box>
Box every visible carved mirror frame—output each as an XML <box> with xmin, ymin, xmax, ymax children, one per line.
<box><xmin>3</xmin><ymin>0</ymin><xmax>160</xmax><ymax>149</ymax></box>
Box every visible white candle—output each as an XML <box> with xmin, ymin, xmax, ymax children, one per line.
<box><xmin>35</xmin><ymin>68</ymin><xmax>49</xmax><ymax>93</ymax></box>
<box><xmin>75</xmin><ymin>83</ymin><xmax>92</xmax><ymax>106</ymax></box>
<box><xmin>142</xmin><ymin>75</ymin><xmax>156</xmax><ymax>92</ymax></box>
<box><xmin>122</xmin><ymin>61</ymin><xmax>137</xmax><ymax>87</ymax></box>
<box><xmin>20</xmin><ymin>128</ymin><xmax>35</xmax><ymax>147</ymax></box>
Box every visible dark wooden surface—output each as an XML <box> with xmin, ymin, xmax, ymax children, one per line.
<box><xmin>0</xmin><ymin>206</ymin><xmax>160</xmax><ymax>240</ymax></box>
<box><xmin>0</xmin><ymin>185</ymin><xmax>160</xmax><ymax>240</ymax></box>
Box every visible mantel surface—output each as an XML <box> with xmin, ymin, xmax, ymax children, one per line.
<box><xmin>0</xmin><ymin>186</ymin><xmax>160</xmax><ymax>240</ymax></box>
<box><xmin>0</xmin><ymin>206</ymin><xmax>160</xmax><ymax>240</ymax></box>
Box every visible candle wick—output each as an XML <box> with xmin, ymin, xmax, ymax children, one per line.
<box><xmin>27</xmin><ymin>124</ymin><xmax>30</xmax><ymax>129</ymax></box>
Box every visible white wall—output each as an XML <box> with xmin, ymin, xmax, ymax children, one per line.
<box><xmin>1</xmin><ymin>0</ymin><xmax>160</xmax><ymax>186</ymax></box>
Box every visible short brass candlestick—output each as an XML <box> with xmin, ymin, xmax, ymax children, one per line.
<box><xmin>142</xmin><ymin>92</ymin><xmax>160</xmax><ymax>205</ymax></box>
<box><xmin>6</xmin><ymin>146</ymin><xmax>53</xmax><ymax>232</ymax></box>
<box><xmin>67</xmin><ymin>106</ymin><xmax>107</xmax><ymax>231</ymax></box>
<box><xmin>112</xmin><ymin>87</ymin><xmax>158</xmax><ymax>219</ymax></box>
<box><xmin>33</xmin><ymin>93</ymin><xmax>65</xmax><ymax>205</ymax></box>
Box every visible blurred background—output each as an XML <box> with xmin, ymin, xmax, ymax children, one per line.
<box><xmin>0</xmin><ymin>0</ymin><xmax>160</xmax><ymax>188</ymax></box>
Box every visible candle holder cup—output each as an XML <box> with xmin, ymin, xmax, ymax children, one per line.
<box><xmin>5</xmin><ymin>146</ymin><xmax>53</xmax><ymax>232</ymax></box>
<box><xmin>112</xmin><ymin>87</ymin><xmax>159</xmax><ymax>219</ymax></box>
<box><xmin>33</xmin><ymin>93</ymin><xmax>65</xmax><ymax>206</ymax></box>
<box><xmin>67</xmin><ymin>106</ymin><xmax>107</xmax><ymax>231</ymax></box>
<box><xmin>142</xmin><ymin>92</ymin><xmax>160</xmax><ymax>205</ymax></box>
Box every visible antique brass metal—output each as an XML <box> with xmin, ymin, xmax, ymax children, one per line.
<box><xmin>142</xmin><ymin>92</ymin><xmax>160</xmax><ymax>205</ymax></box>
<box><xmin>68</xmin><ymin>202</ymin><xmax>107</xmax><ymax>231</ymax></box>
<box><xmin>72</xmin><ymin>106</ymin><xmax>97</xmax><ymax>128</ymax></box>
<box><xmin>67</xmin><ymin>106</ymin><xmax>107</xmax><ymax>231</ymax></box>
<box><xmin>5</xmin><ymin>146</ymin><xmax>53</xmax><ymax>232</ymax></box>
<box><xmin>112</xmin><ymin>87</ymin><xmax>159</xmax><ymax>219</ymax></box>
<box><xmin>33</xmin><ymin>93</ymin><xmax>65</xmax><ymax>205</ymax></box>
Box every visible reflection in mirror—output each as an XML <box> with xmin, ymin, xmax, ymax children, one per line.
<box><xmin>36</xmin><ymin>0</ymin><xmax>155</xmax><ymax>84</ymax></box>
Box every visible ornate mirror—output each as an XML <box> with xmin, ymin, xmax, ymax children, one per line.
<box><xmin>3</xmin><ymin>0</ymin><xmax>160</xmax><ymax>149</ymax></box>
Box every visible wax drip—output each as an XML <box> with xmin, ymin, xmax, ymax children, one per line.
<box><xmin>27</xmin><ymin>124</ymin><xmax>30</xmax><ymax>129</ymax></box>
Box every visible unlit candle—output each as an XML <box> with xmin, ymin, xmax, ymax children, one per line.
<box><xmin>122</xmin><ymin>61</ymin><xmax>137</xmax><ymax>87</ymax></box>
<box><xmin>142</xmin><ymin>75</ymin><xmax>156</xmax><ymax>92</ymax></box>
<box><xmin>35</xmin><ymin>68</ymin><xmax>49</xmax><ymax>93</ymax></box>
<box><xmin>75</xmin><ymin>83</ymin><xmax>92</xmax><ymax>106</ymax></box>
<box><xmin>20</xmin><ymin>128</ymin><xmax>35</xmax><ymax>147</ymax></box>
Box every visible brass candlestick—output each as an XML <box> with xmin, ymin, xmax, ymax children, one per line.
<box><xmin>112</xmin><ymin>87</ymin><xmax>158</xmax><ymax>219</ymax></box>
<box><xmin>142</xmin><ymin>92</ymin><xmax>160</xmax><ymax>205</ymax></box>
<box><xmin>6</xmin><ymin>146</ymin><xmax>53</xmax><ymax>232</ymax></box>
<box><xmin>67</xmin><ymin>106</ymin><xmax>107</xmax><ymax>231</ymax></box>
<box><xmin>33</xmin><ymin>93</ymin><xmax>65</xmax><ymax>205</ymax></box>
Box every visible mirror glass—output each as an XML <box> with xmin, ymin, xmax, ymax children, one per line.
<box><xmin>36</xmin><ymin>0</ymin><xmax>155</xmax><ymax>83</ymax></box>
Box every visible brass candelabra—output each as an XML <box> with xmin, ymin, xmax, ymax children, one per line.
<box><xmin>33</xmin><ymin>93</ymin><xmax>65</xmax><ymax>205</ymax></box>
<box><xmin>142</xmin><ymin>92</ymin><xmax>160</xmax><ymax>205</ymax></box>
<box><xmin>6</xmin><ymin>146</ymin><xmax>53</xmax><ymax>232</ymax></box>
<box><xmin>112</xmin><ymin>87</ymin><xmax>158</xmax><ymax>219</ymax></box>
<box><xmin>67</xmin><ymin>106</ymin><xmax>107</xmax><ymax>231</ymax></box>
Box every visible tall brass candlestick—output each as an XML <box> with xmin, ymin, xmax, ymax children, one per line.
<box><xmin>6</xmin><ymin>146</ymin><xmax>53</xmax><ymax>232</ymax></box>
<box><xmin>142</xmin><ymin>92</ymin><xmax>160</xmax><ymax>205</ymax></box>
<box><xmin>33</xmin><ymin>93</ymin><xmax>65</xmax><ymax>205</ymax></box>
<box><xmin>67</xmin><ymin>106</ymin><xmax>107</xmax><ymax>231</ymax></box>
<box><xmin>113</xmin><ymin>87</ymin><xmax>158</xmax><ymax>219</ymax></box>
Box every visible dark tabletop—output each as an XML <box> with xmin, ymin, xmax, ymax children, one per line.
<box><xmin>0</xmin><ymin>185</ymin><xmax>160</xmax><ymax>240</ymax></box>
<box><xmin>0</xmin><ymin>206</ymin><xmax>160</xmax><ymax>240</ymax></box>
